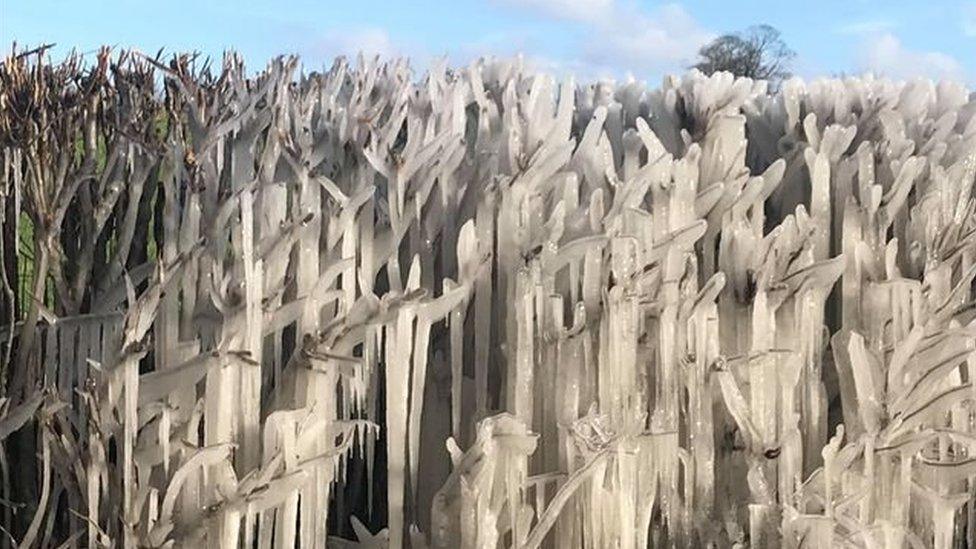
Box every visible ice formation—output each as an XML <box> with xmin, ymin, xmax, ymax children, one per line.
<box><xmin>0</xmin><ymin>50</ymin><xmax>975</xmax><ymax>548</ymax></box>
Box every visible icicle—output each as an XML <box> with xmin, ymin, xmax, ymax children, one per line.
<box><xmin>160</xmin><ymin>405</ymin><xmax>171</xmax><ymax>476</ymax></box>
<box><xmin>511</xmin><ymin>267</ymin><xmax>536</xmax><ymax>425</ymax></box>
<box><xmin>449</xmin><ymin>305</ymin><xmax>465</xmax><ymax>440</ymax></box>
<box><xmin>122</xmin><ymin>356</ymin><xmax>138</xmax><ymax>548</ymax></box>
<box><xmin>386</xmin><ymin>257</ymin><xmax>421</xmax><ymax>549</ymax></box>
<box><xmin>240</xmin><ymin>189</ymin><xmax>262</xmax><ymax>472</ymax></box>
<box><xmin>474</xmin><ymin>193</ymin><xmax>495</xmax><ymax>422</ymax></box>
<box><xmin>409</xmin><ymin>317</ymin><xmax>432</xmax><ymax>507</ymax></box>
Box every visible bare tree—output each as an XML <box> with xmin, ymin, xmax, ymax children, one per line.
<box><xmin>693</xmin><ymin>24</ymin><xmax>795</xmax><ymax>86</ymax></box>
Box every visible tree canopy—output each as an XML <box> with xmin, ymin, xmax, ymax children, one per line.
<box><xmin>693</xmin><ymin>24</ymin><xmax>795</xmax><ymax>86</ymax></box>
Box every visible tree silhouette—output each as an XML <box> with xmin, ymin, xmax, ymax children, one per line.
<box><xmin>694</xmin><ymin>24</ymin><xmax>795</xmax><ymax>87</ymax></box>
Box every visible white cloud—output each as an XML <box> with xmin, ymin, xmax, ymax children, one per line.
<box><xmin>295</xmin><ymin>26</ymin><xmax>418</xmax><ymax>70</ymax></box>
<box><xmin>583</xmin><ymin>3</ymin><xmax>713</xmax><ymax>74</ymax></box>
<box><xmin>294</xmin><ymin>1</ymin><xmax>714</xmax><ymax>81</ymax></box>
<box><xmin>502</xmin><ymin>0</ymin><xmax>614</xmax><ymax>22</ymax></box>
<box><xmin>496</xmin><ymin>0</ymin><xmax>713</xmax><ymax>79</ymax></box>
<box><xmin>296</xmin><ymin>26</ymin><xmax>449</xmax><ymax>72</ymax></box>
<box><xmin>315</xmin><ymin>27</ymin><xmax>399</xmax><ymax>59</ymax></box>
<box><xmin>860</xmin><ymin>33</ymin><xmax>966</xmax><ymax>82</ymax></box>
<box><xmin>835</xmin><ymin>19</ymin><xmax>896</xmax><ymax>36</ymax></box>
<box><xmin>963</xmin><ymin>2</ymin><xmax>976</xmax><ymax>37</ymax></box>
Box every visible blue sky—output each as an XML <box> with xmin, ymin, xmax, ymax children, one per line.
<box><xmin>2</xmin><ymin>0</ymin><xmax>975</xmax><ymax>84</ymax></box>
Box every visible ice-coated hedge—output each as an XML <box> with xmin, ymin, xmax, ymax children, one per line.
<box><xmin>0</xmin><ymin>49</ymin><xmax>975</xmax><ymax>548</ymax></box>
